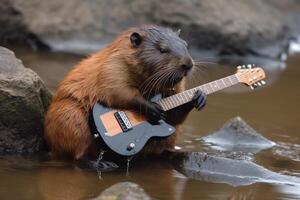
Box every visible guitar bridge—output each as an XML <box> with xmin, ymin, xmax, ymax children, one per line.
<box><xmin>114</xmin><ymin>111</ymin><xmax>133</xmax><ymax>132</ymax></box>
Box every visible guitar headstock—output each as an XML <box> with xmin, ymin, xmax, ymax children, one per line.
<box><xmin>236</xmin><ymin>64</ymin><xmax>266</xmax><ymax>90</ymax></box>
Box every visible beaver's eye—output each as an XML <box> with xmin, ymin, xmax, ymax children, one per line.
<box><xmin>159</xmin><ymin>47</ymin><xmax>168</xmax><ymax>53</ymax></box>
<box><xmin>159</xmin><ymin>46</ymin><xmax>169</xmax><ymax>54</ymax></box>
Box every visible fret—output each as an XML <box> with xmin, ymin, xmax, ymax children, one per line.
<box><xmin>174</xmin><ymin>95</ymin><xmax>182</xmax><ymax>103</ymax></box>
<box><xmin>207</xmin><ymin>83</ymin><xmax>213</xmax><ymax>93</ymax></box>
<box><xmin>163</xmin><ymin>98</ymin><xmax>171</xmax><ymax>108</ymax></box>
<box><xmin>228</xmin><ymin>75</ymin><xmax>233</xmax><ymax>83</ymax></box>
<box><xmin>229</xmin><ymin>77</ymin><xmax>233</xmax><ymax>85</ymax></box>
<box><xmin>207</xmin><ymin>82</ymin><xmax>215</xmax><ymax>94</ymax></box>
<box><xmin>215</xmin><ymin>80</ymin><xmax>221</xmax><ymax>89</ymax></box>
<box><xmin>170</xmin><ymin>95</ymin><xmax>180</xmax><ymax>106</ymax></box>
<box><xmin>221</xmin><ymin>78</ymin><xmax>227</xmax><ymax>88</ymax></box>
<box><xmin>203</xmin><ymin>84</ymin><xmax>210</xmax><ymax>94</ymax></box>
<box><xmin>169</xmin><ymin>96</ymin><xmax>176</xmax><ymax>106</ymax></box>
<box><xmin>233</xmin><ymin>74</ymin><xmax>239</xmax><ymax>83</ymax></box>
<box><xmin>210</xmin><ymin>84</ymin><xmax>216</xmax><ymax>93</ymax></box>
<box><xmin>227</xmin><ymin>76</ymin><xmax>233</xmax><ymax>85</ymax></box>
<box><xmin>187</xmin><ymin>90</ymin><xmax>193</xmax><ymax>98</ymax></box>
<box><xmin>221</xmin><ymin>78</ymin><xmax>229</xmax><ymax>88</ymax></box>
<box><xmin>163</xmin><ymin>98</ymin><xmax>169</xmax><ymax>108</ymax></box>
<box><xmin>168</xmin><ymin>96</ymin><xmax>175</xmax><ymax>106</ymax></box>
<box><xmin>166</xmin><ymin>97</ymin><xmax>173</xmax><ymax>108</ymax></box>
<box><xmin>178</xmin><ymin>93</ymin><xmax>186</xmax><ymax>104</ymax></box>
<box><xmin>213</xmin><ymin>81</ymin><xmax>220</xmax><ymax>91</ymax></box>
<box><xmin>224</xmin><ymin>77</ymin><xmax>230</xmax><ymax>86</ymax></box>
<box><xmin>174</xmin><ymin>94</ymin><xmax>181</xmax><ymax>105</ymax></box>
<box><xmin>221</xmin><ymin>78</ymin><xmax>226</xmax><ymax>88</ymax></box>
<box><xmin>201</xmin><ymin>86</ymin><xmax>208</xmax><ymax>94</ymax></box>
<box><xmin>159</xmin><ymin>100</ymin><xmax>168</xmax><ymax>111</ymax></box>
<box><xmin>202</xmin><ymin>85</ymin><xmax>207</xmax><ymax>94</ymax></box>
<box><xmin>171</xmin><ymin>96</ymin><xmax>178</xmax><ymax>107</ymax></box>
<box><xmin>180</xmin><ymin>92</ymin><xmax>188</xmax><ymax>102</ymax></box>
<box><xmin>183</xmin><ymin>91</ymin><xmax>190</xmax><ymax>102</ymax></box>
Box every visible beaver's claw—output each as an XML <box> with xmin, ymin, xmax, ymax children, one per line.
<box><xmin>192</xmin><ymin>90</ymin><xmax>207</xmax><ymax>110</ymax></box>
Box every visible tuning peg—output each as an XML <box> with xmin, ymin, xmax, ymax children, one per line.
<box><xmin>261</xmin><ymin>80</ymin><xmax>266</xmax><ymax>85</ymax></box>
<box><xmin>257</xmin><ymin>82</ymin><xmax>262</xmax><ymax>86</ymax></box>
<box><xmin>253</xmin><ymin>83</ymin><xmax>258</xmax><ymax>87</ymax></box>
<box><xmin>247</xmin><ymin>64</ymin><xmax>252</xmax><ymax>69</ymax></box>
<box><xmin>250</xmin><ymin>85</ymin><xmax>255</xmax><ymax>90</ymax></box>
<box><xmin>237</xmin><ymin>66</ymin><xmax>242</xmax><ymax>69</ymax></box>
<box><xmin>241</xmin><ymin>65</ymin><xmax>246</xmax><ymax>69</ymax></box>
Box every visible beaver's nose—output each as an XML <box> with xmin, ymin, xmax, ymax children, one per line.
<box><xmin>181</xmin><ymin>57</ymin><xmax>193</xmax><ymax>71</ymax></box>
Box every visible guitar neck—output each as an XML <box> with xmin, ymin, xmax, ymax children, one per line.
<box><xmin>157</xmin><ymin>74</ymin><xmax>239</xmax><ymax>111</ymax></box>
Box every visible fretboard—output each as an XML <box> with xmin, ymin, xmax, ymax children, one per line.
<box><xmin>157</xmin><ymin>74</ymin><xmax>239</xmax><ymax>111</ymax></box>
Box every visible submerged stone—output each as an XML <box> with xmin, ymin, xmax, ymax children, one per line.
<box><xmin>93</xmin><ymin>182</ymin><xmax>151</xmax><ymax>200</ymax></box>
<box><xmin>201</xmin><ymin>117</ymin><xmax>276</xmax><ymax>152</ymax></box>
<box><xmin>171</xmin><ymin>151</ymin><xmax>300</xmax><ymax>187</ymax></box>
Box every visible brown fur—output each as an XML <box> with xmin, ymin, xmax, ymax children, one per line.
<box><xmin>44</xmin><ymin>26</ymin><xmax>193</xmax><ymax>160</ymax></box>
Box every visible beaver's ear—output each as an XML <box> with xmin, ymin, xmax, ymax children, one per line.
<box><xmin>130</xmin><ymin>32</ymin><xmax>142</xmax><ymax>47</ymax></box>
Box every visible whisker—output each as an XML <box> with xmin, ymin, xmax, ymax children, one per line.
<box><xmin>140</xmin><ymin>70</ymin><xmax>167</xmax><ymax>96</ymax></box>
<box><xmin>152</xmin><ymin>72</ymin><xmax>170</xmax><ymax>99</ymax></box>
<box><xmin>145</xmin><ymin>70</ymin><xmax>171</xmax><ymax>100</ymax></box>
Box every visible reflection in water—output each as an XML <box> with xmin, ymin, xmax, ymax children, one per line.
<box><xmin>126</xmin><ymin>156</ymin><xmax>133</xmax><ymax>177</ymax></box>
<box><xmin>277</xmin><ymin>184</ymin><xmax>300</xmax><ymax>199</ymax></box>
<box><xmin>37</xmin><ymin>167</ymin><xmax>97</xmax><ymax>200</ymax></box>
<box><xmin>274</xmin><ymin>142</ymin><xmax>300</xmax><ymax>162</ymax></box>
<box><xmin>95</xmin><ymin>150</ymin><xmax>106</xmax><ymax>180</ymax></box>
<box><xmin>0</xmin><ymin>46</ymin><xmax>299</xmax><ymax>200</ymax></box>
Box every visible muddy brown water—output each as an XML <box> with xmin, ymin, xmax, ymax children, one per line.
<box><xmin>1</xmin><ymin>46</ymin><xmax>300</xmax><ymax>200</ymax></box>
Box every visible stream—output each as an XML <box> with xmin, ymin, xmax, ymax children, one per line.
<box><xmin>0</xmin><ymin>45</ymin><xmax>299</xmax><ymax>200</ymax></box>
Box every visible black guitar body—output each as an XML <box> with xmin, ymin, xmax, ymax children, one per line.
<box><xmin>89</xmin><ymin>103</ymin><xmax>175</xmax><ymax>156</ymax></box>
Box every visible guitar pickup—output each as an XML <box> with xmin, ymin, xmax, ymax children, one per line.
<box><xmin>114</xmin><ymin>111</ymin><xmax>133</xmax><ymax>132</ymax></box>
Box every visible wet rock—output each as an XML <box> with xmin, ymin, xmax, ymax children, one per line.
<box><xmin>201</xmin><ymin>117</ymin><xmax>275</xmax><ymax>152</ymax></box>
<box><xmin>0</xmin><ymin>46</ymin><xmax>52</xmax><ymax>153</ymax></box>
<box><xmin>94</xmin><ymin>182</ymin><xmax>151</xmax><ymax>200</ymax></box>
<box><xmin>171</xmin><ymin>151</ymin><xmax>300</xmax><ymax>186</ymax></box>
<box><xmin>1</xmin><ymin>0</ymin><xmax>300</xmax><ymax>55</ymax></box>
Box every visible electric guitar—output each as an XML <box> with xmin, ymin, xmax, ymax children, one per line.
<box><xmin>89</xmin><ymin>65</ymin><xmax>266</xmax><ymax>156</ymax></box>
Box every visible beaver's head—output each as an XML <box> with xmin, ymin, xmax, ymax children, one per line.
<box><xmin>128</xmin><ymin>25</ymin><xmax>194</xmax><ymax>94</ymax></box>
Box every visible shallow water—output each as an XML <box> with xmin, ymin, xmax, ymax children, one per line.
<box><xmin>1</xmin><ymin>46</ymin><xmax>300</xmax><ymax>200</ymax></box>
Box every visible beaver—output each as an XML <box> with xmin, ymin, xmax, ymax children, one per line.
<box><xmin>44</xmin><ymin>25</ymin><xmax>207</xmax><ymax>160</ymax></box>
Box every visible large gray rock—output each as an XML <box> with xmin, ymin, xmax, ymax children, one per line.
<box><xmin>1</xmin><ymin>0</ymin><xmax>300</xmax><ymax>55</ymax></box>
<box><xmin>0</xmin><ymin>46</ymin><xmax>52</xmax><ymax>153</ymax></box>
<box><xmin>93</xmin><ymin>182</ymin><xmax>152</xmax><ymax>200</ymax></box>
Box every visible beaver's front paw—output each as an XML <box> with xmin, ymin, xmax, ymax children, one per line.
<box><xmin>192</xmin><ymin>90</ymin><xmax>207</xmax><ymax>111</ymax></box>
<box><xmin>143</xmin><ymin>102</ymin><xmax>166</xmax><ymax>122</ymax></box>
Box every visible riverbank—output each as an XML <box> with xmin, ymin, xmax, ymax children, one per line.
<box><xmin>1</xmin><ymin>0</ymin><xmax>300</xmax><ymax>58</ymax></box>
